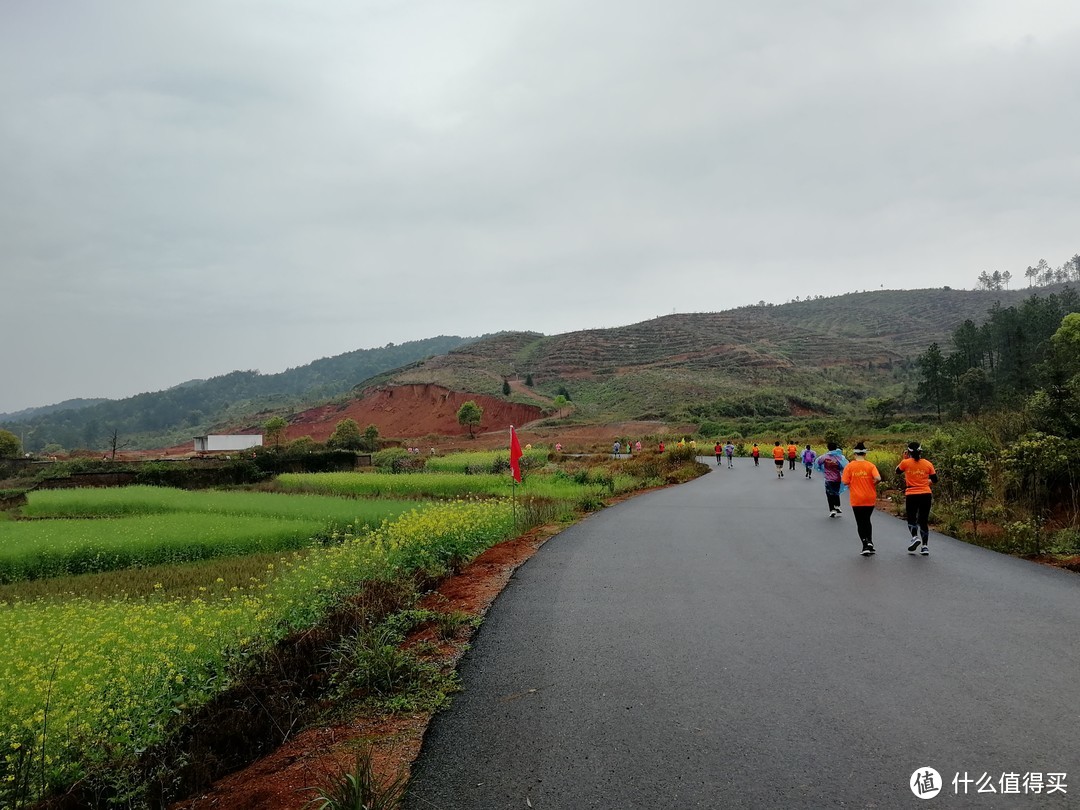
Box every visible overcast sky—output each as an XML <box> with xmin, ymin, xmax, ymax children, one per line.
<box><xmin>2</xmin><ymin>1</ymin><xmax>1078</xmax><ymax>413</ymax></box>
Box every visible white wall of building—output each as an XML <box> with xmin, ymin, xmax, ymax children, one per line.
<box><xmin>193</xmin><ymin>434</ymin><xmax>263</xmax><ymax>452</ymax></box>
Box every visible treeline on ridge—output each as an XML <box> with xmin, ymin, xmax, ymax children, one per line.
<box><xmin>1</xmin><ymin>336</ymin><xmax>471</xmax><ymax>454</ymax></box>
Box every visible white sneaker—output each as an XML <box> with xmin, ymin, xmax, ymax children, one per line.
<box><xmin>908</xmin><ymin>537</ymin><xmax>921</xmax><ymax>554</ymax></box>
<box><xmin>920</xmin><ymin>545</ymin><xmax>930</xmax><ymax>556</ymax></box>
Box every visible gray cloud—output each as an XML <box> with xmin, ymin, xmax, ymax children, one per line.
<box><xmin>1</xmin><ymin>0</ymin><xmax>1078</xmax><ymax>411</ymax></box>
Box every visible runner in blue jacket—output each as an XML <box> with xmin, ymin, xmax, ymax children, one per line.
<box><xmin>814</xmin><ymin>442</ymin><xmax>848</xmax><ymax>517</ymax></box>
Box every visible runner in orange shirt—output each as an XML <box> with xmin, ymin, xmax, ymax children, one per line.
<box><xmin>896</xmin><ymin>441</ymin><xmax>938</xmax><ymax>556</ymax></box>
<box><xmin>772</xmin><ymin>441</ymin><xmax>786</xmax><ymax>478</ymax></box>
<box><xmin>786</xmin><ymin>440</ymin><xmax>799</xmax><ymax>471</ymax></box>
<box><xmin>841</xmin><ymin>441</ymin><xmax>882</xmax><ymax>556</ymax></box>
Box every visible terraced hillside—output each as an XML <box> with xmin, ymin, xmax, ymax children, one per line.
<box><xmin>767</xmin><ymin>287</ymin><xmax>1043</xmax><ymax>355</ymax></box>
<box><xmin>368</xmin><ymin>286</ymin><xmax>1061</xmax><ymax>422</ymax></box>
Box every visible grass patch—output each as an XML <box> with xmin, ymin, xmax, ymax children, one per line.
<box><xmin>0</xmin><ymin>550</ymin><xmax>294</xmax><ymax>602</ymax></box>
<box><xmin>21</xmin><ymin>485</ymin><xmax>413</xmax><ymax>523</ymax></box>
<box><xmin>0</xmin><ymin>500</ymin><xmax>515</xmax><ymax>807</ymax></box>
<box><xmin>274</xmin><ymin>471</ymin><xmax>635</xmax><ymax>501</ymax></box>
<box><xmin>424</xmin><ymin>448</ymin><xmax>548</xmax><ymax>474</ymax></box>
<box><xmin>1</xmin><ymin>488</ymin><xmax>414</xmax><ymax>584</ymax></box>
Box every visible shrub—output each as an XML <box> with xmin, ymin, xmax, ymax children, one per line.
<box><xmin>1050</xmin><ymin>528</ymin><xmax>1080</xmax><ymax>553</ymax></box>
<box><xmin>698</xmin><ymin>420</ymin><xmax>722</xmax><ymax>438</ymax></box>
<box><xmin>306</xmin><ymin>746</ymin><xmax>408</xmax><ymax>810</ymax></box>
<box><xmin>372</xmin><ymin>448</ymin><xmax>424</xmax><ymax>473</ymax></box>
<box><xmin>665</xmin><ymin>445</ymin><xmax>696</xmax><ymax>464</ymax></box>
<box><xmin>1002</xmin><ymin>520</ymin><xmax>1038</xmax><ymax>554</ymax></box>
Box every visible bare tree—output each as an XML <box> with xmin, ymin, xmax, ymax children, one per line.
<box><xmin>108</xmin><ymin>429</ymin><xmax>131</xmax><ymax>461</ymax></box>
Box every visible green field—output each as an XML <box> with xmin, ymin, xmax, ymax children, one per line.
<box><xmin>275</xmin><ymin>471</ymin><xmax>638</xmax><ymax>500</ymax></box>
<box><xmin>0</xmin><ymin>499</ymin><xmax>515</xmax><ymax>807</ymax></box>
<box><xmin>1</xmin><ymin>487</ymin><xmax>413</xmax><ymax>584</ymax></box>
<box><xmin>423</xmin><ymin>447</ymin><xmax>549</xmax><ymax>473</ymax></box>
<box><xmin>0</xmin><ymin>453</ymin><xmax>699</xmax><ymax>806</ymax></box>
<box><xmin>21</xmin><ymin>485</ymin><xmax>410</xmax><ymax>522</ymax></box>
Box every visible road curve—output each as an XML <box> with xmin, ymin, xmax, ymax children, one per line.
<box><xmin>406</xmin><ymin>458</ymin><xmax>1080</xmax><ymax>808</ymax></box>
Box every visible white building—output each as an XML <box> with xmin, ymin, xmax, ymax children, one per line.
<box><xmin>193</xmin><ymin>434</ymin><xmax>264</xmax><ymax>452</ymax></box>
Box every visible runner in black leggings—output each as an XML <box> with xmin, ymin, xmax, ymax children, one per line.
<box><xmin>896</xmin><ymin>441</ymin><xmax>938</xmax><ymax>556</ymax></box>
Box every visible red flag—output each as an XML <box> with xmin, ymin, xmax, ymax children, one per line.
<box><xmin>509</xmin><ymin>425</ymin><xmax>523</xmax><ymax>483</ymax></box>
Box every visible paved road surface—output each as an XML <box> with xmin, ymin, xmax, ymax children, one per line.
<box><xmin>407</xmin><ymin>459</ymin><xmax>1080</xmax><ymax>808</ymax></box>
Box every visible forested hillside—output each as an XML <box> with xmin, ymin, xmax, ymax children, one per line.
<box><xmin>375</xmin><ymin>286</ymin><xmax>1067</xmax><ymax>424</ymax></box>
<box><xmin>3</xmin><ymin>336</ymin><xmax>472</xmax><ymax>453</ymax></box>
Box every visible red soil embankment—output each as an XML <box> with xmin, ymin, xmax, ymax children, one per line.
<box><xmin>281</xmin><ymin>384</ymin><xmax>545</xmax><ymax>442</ymax></box>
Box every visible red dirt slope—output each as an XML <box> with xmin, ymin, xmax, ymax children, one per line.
<box><xmin>275</xmin><ymin>384</ymin><xmax>545</xmax><ymax>442</ymax></box>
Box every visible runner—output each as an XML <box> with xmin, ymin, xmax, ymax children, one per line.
<box><xmin>786</xmin><ymin>440</ymin><xmax>799</xmax><ymax>471</ymax></box>
<box><xmin>724</xmin><ymin>440</ymin><xmax>735</xmax><ymax>469</ymax></box>
<box><xmin>802</xmin><ymin>444</ymin><xmax>817</xmax><ymax>479</ymax></box>
<box><xmin>714</xmin><ymin>442</ymin><xmax>723</xmax><ymax>466</ymax></box>
<box><xmin>814</xmin><ymin>441</ymin><xmax>848</xmax><ymax>517</ymax></box>
<box><xmin>751</xmin><ymin>443</ymin><xmax>760</xmax><ymax>466</ymax></box>
<box><xmin>613</xmin><ymin>440</ymin><xmax>621</xmax><ymax>459</ymax></box>
<box><xmin>896</xmin><ymin>441</ymin><xmax>938</xmax><ymax>556</ymax></box>
<box><xmin>772</xmin><ymin>441</ymin><xmax>785</xmax><ymax>478</ymax></box>
<box><xmin>842</xmin><ymin>441</ymin><xmax>882</xmax><ymax>556</ymax></box>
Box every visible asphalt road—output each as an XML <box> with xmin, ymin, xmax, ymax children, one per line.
<box><xmin>406</xmin><ymin>458</ymin><xmax>1080</xmax><ymax>809</ymax></box>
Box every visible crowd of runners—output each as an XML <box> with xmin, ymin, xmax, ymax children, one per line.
<box><xmin>607</xmin><ymin>435</ymin><xmax>938</xmax><ymax>558</ymax></box>
<box><xmin>700</xmin><ymin>437</ymin><xmax>938</xmax><ymax>558</ymax></box>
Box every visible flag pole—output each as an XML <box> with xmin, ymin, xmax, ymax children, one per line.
<box><xmin>509</xmin><ymin>425</ymin><xmax>522</xmax><ymax>531</ymax></box>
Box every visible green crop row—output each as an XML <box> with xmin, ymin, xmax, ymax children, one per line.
<box><xmin>1</xmin><ymin>490</ymin><xmax>413</xmax><ymax>584</ymax></box>
<box><xmin>0</xmin><ymin>499</ymin><xmax>514</xmax><ymax>807</ymax></box>
<box><xmin>274</xmin><ymin>471</ymin><xmax>635</xmax><ymax>500</ymax></box>
<box><xmin>0</xmin><ymin>514</ymin><xmax>314</xmax><ymax>584</ymax></box>
<box><xmin>21</xmin><ymin>485</ymin><xmax>411</xmax><ymax>523</ymax></box>
<box><xmin>424</xmin><ymin>447</ymin><xmax>549</xmax><ymax>474</ymax></box>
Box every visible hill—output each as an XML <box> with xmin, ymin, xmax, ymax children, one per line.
<box><xmin>0</xmin><ymin>398</ymin><xmax>110</xmax><ymax>423</ymax></box>
<box><xmin>3</xmin><ymin>336</ymin><xmax>474</xmax><ymax>453</ymax></box>
<box><xmin>224</xmin><ymin>383</ymin><xmax>547</xmax><ymax>448</ymax></box>
<box><xmin>6</xmin><ymin>285</ymin><xmax>1070</xmax><ymax>453</ymax></box>
<box><xmin>369</xmin><ymin>286</ymin><xmax>1058</xmax><ymax>424</ymax></box>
